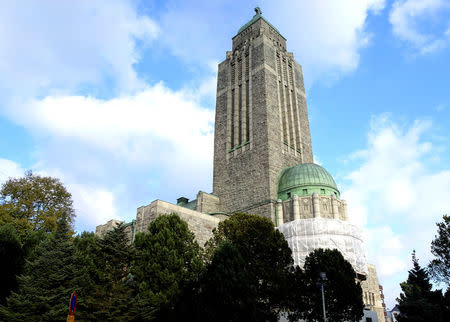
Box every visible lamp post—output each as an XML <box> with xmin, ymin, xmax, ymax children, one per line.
<box><xmin>317</xmin><ymin>272</ymin><xmax>327</xmax><ymax>322</ymax></box>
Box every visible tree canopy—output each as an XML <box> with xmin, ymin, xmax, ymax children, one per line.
<box><xmin>397</xmin><ymin>251</ymin><xmax>445</xmax><ymax>322</ymax></box>
<box><xmin>197</xmin><ymin>240</ymin><xmax>258</xmax><ymax>321</ymax></box>
<box><xmin>206</xmin><ymin>212</ymin><xmax>294</xmax><ymax>321</ymax></box>
<box><xmin>296</xmin><ymin>248</ymin><xmax>364</xmax><ymax>322</ymax></box>
<box><xmin>429</xmin><ymin>214</ymin><xmax>450</xmax><ymax>286</ymax></box>
<box><xmin>0</xmin><ymin>171</ymin><xmax>75</xmax><ymax>239</ymax></box>
<box><xmin>132</xmin><ymin>213</ymin><xmax>203</xmax><ymax>321</ymax></box>
<box><xmin>0</xmin><ymin>224</ymin><xmax>24</xmax><ymax>305</ymax></box>
<box><xmin>0</xmin><ymin>218</ymin><xmax>79</xmax><ymax>322</ymax></box>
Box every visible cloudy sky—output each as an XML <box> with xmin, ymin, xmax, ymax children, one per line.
<box><xmin>1</xmin><ymin>0</ymin><xmax>449</xmax><ymax>309</ymax></box>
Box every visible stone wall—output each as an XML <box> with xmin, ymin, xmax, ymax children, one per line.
<box><xmin>195</xmin><ymin>191</ymin><xmax>221</xmax><ymax>214</ymax></box>
<box><xmin>278</xmin><ymin>193</ymin><xmax>348</xmax><ymax>225</ymax></box>
<box><xmin>95</xmin><ymin>219</ymin><xmax>135</xmax><ymax>244</ymax></box>
<box><xmin>136</xmin><ymin>200</ymin><xmax>221</xmax><ymax>246</ymax></box>
<box><xmin>95</xmin><ymin>219</ymin><xmax>122</xmax><ymax>238</ymax></box>
<box><xmin>213</xmin><ymin>16</ymin><xmax>313</xmax><ymax>223</ymax></box>
<box><xmin>361</xmin><ymin>264</ymin><xmax>386</xmax><ymax>322</ymax></box>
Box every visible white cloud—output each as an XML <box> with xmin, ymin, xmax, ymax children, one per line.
<box><xmin>69</xmin><ymin>183</ymin><xmax>119</xmax><ymax>232</ymax></box>
<box><xmin>156</xmin><ymin>0</ymin><xmax>385</xmax><ymax>85</ymax></box>
<box><xmin>3</xmin><ymin>78</ymin><xmax>215</xmax><ymax>232</ymax></box>
<box><xmin>0</xmin><ymin>0</ymin><xmax>158</xmax><ymax>98</ymax></box>
<box><xmin>390</xmin><ymin>0</ymin><xmax>450</xmax><ymax>54</ymax></box>
<box><xmin>8</xmin><ymin>81</ymin><xmax>214</xmax><ymax>166</ymax></box>
<box><xmin>0</xmin><ymin>158</ymin><xmax>25</xmax><ymax>185</ymax></box>
<box><xmin>342</xmin><ymin>114</ymin><xmax>450</xmax><ymax>308</ymax></box>
<box><xmin>261</xmin><ymin>0</ymin><xmax>385</xmax><ymax>83</ymax></box>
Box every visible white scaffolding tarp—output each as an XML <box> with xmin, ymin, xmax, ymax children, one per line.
<box><xmin>278</xmin><ymin>218</ymin><xmax>368</xmax><ymax>275</ymax></box>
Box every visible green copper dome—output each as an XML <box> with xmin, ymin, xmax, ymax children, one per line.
<box><xmin>277</xmin><ymin>163</ymin><xmax>340</xmax><ymax>200</ymax></box>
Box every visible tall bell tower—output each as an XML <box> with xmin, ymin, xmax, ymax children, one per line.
<box><xmin>212</xmin><ymin>8</ymin><xmax>313</xmax><ymax>221</ymax></box>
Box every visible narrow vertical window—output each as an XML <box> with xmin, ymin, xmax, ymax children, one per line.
<box><xmin>231</xmin><ymin>89</ymin><xmax>235</xmax><ymax>149</ymax></box>
<box><xmin>280</xmin><ymin>81</ymin><xmax>287</xmax><ymax>144</ymax></box>
<box><xmin>246</xmin><ymin>80</ymin><xmax>250</xmax><ymax>142</ymax></box>
<box><xmin>238</xmin><ymin>85</ymin><xmax>242</xmax><ymax>145</ymax></box>
<box><xmin>290</xmin><ymin>64</ymin><xmax>301</xmax><ymax>151</ymax></box>
<box><xmin>285</xmin><ymin>84</ymin><xmax>294</xmax><ymax>146</ymax></box>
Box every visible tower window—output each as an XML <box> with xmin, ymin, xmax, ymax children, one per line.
<box><xmin>287</xmin><ymin>192</ymin><xmax>291</xmax><ymax>198</ymax></box>
<box><xmin>302</xmin><ymin>189</ymin><xmax>307</xmax><ymax>194</ymax></box>
<box><xmin>320</xmin><ymin>189</ymin><xmax>325</xmax><ymax>194</ymax></box>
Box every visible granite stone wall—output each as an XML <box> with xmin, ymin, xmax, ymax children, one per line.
<box><xmin>136</xmin><ymin>200</ymin><xmax>221</xmax><ymax>246</ymax></box>
<box><xmin>279</xmin><ymin>194</ymin><xmax>348</xmax><ymax>224</ymax></box>
<box><xmin>195</xmin><ymin>191</ymin><xmax>221</xmax><ymax>214</ymax></box>
<box><xmin>361</xmin><ymin>264</ymin><xmax>386</xmax><ymax>322</ymax></box>
<box><xmin>213</xmin><ymin>17</ymin><xmax>313</xmax><ymax>224</ymax></box>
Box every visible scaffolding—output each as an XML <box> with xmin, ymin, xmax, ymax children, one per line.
<box><xmin>278</xmin><ymin>218</ymin><xmax>368</xmax><ymax>275</ymax></box>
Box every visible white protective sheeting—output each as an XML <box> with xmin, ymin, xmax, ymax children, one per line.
<box><xmin>278</xmin><ymin>218</ymin><xmax>368</xmax><ymax>275</ymax></box>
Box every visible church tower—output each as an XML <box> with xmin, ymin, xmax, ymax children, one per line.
<box><xmin>213</xmin><ymin>8</ymin><xmax>313</xmax><ymax>221</ymax></box>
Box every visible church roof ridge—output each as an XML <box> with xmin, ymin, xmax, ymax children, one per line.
<box><xmin>235</xmin><ymin>7</ymin><xmax>285</xmax><ymax>39</ymax></box>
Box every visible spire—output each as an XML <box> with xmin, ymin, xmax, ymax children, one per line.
<box><xmin>235</xmin><ymin>7</ymin><xmax>284</xmax><ymax>39</ymax></box>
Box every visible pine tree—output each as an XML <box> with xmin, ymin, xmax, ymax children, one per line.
<box><xmin>72</xmin><ymin>231</ymin><xmax>102</xmax><ymax>320</ymax></box>
<box><xmin>131</xmin><ymin>213</ymin><xmax>203</xmax><ymax>321</ymax></box>
<box><xmin>397</xmin><ymin>250</ymin><xmax>444</xmax><ymax>322</ymax></box>
<box><xmin>0</xmin><ymin>224</ymin><xmax>24</xmax><ymax>305</ymax></box>
<box><xmin>83</xmin><ymin>223</ymin><xmax>133</xmax><ymax>321</ymax></box>
<box><xmin>0</xmin><ymin>218</ymin><xmax>79</xmax><ymax>322</ymax></box>
<box><xmin>197</xmin><ymin>241</ymin><xmax>258</xmax><ymax>321</ymax></box>
<box><xmin>299</xmin><ymin>248</ymin><xmax>364</xmax><ymax>322</ymax></box>
<box><xmin>206</xmin><ymin>212</ymin><xmax>294</xmax><ymax>321</ymax></box>
<box><xmin>429</xmin><ymin>215</ymin><xmax>450</xmax><ymax>285</ymax></box>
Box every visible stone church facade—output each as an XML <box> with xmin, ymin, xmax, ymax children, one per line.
<box><xmin>97</xmin><ymin>8</ymin><xmax>386</xmax><ymax>322</ymax></box>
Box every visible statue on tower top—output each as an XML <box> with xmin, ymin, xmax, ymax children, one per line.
<box><xmin>254</xmin><ymin>7</ymin><xmax>262</xmax><ymax>15</ymax></box>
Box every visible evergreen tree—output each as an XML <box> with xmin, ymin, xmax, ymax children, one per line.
<box><xmin>131</xmin><ymin>213</ymin><xmax>203</xmax><ymax>321</ymax></box>
<box><xmin>206</xmin><ymin>212</ymin><xmax>294</xmax><ymax>321</ymax></box>
<box><xmin>0</xmin><ymin>224</ymin><xmax>24</xmax><ymax>305</ymax></box>
<box><xmin>84</xmin><ymin>223</ymin><xmax>133</xmax><ymax>321</ymax></box>
<box><xmin>0</xmin><ymin>218</ymin><xmax>79</xmax><ymax>322</ymax></box>
<box><xmin>300</xmin><ymin>248</ymin><xmax>364</xmax><ymax>322</ymax></box>
<box><xmin>72</xmin><ymin>231</ymin><xmax>102</xmax><ymax>321</ymax></box>
<box><xmin>197</xmin><ymin>241</ymin><xmax>258</xmax><ymax>321</ymax></box>
<box><xmin>429</xmin><ymin>215</ymin><xmax>450</xmax><ymax>285</ymax></box>
<box><xmin>285</xmin><ymin>266</ymin><xmax>308</xmax><ymax>322</ymax></box>
<box><xmin>397</xmin><ymin>250</ymin><xmax>444</xmax><ymax>322</ymax></box>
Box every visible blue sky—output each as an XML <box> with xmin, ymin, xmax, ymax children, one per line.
<box><xmin>1</xmin><ymin>0</ymin><xmax>449</xmax><ymax>309</ymax></box>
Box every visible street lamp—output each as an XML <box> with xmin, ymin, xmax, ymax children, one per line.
<box><xmin>316</xmin><ymin>272</ymin><xmax>327</xmax><ymax>322</ymax></box>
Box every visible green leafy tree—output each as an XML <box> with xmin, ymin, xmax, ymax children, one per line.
<box><xmin>397</xmin><ymin>251</ymin><xmax>445</xmax><ymax>322</ymax></box>
<box><xmin>284</xmin><ymin>266</ymin><xmax>308</xmax><ymax>322</ymax></box>
<box><xmin>0</xmin><ymin>224</ymin><xmax>24</xmax><ymax>305</ymax></box>
<box><xmin>300</xmin><ymin>248</ymin><xmax>364</xmax><ymax>322</ymax></box>
<box><xmin>132</xmin><ymin>213</ymin><xmax>203</xmax><ymax>321</ymax></box>
<box><xmin>84</xmin><ymin>223</ymin><xmax>133</xmax><ymax>321</ymax></box>
<box><xmin>206</xmin><ymin>212</ymin><xmax>294</xmax><ymax>321</ymax></box>
<box><xmin>197</xmin><ymin>241</ymin><xmax>258</xmax><ymax>321</ymax></box>
<box><xmin>0</xmin><ymin>171</ymin><xmax>75</xmax><ymax>239</ymax></box>
<box><xmin>0</xmin><ymin>218</ymin><xmax>79</xmax><ymax>322</ymax></box>
<box><xmin>429</xmin><ymin>215</ymin><xmax>450</xmax><ymax>285</ymax></box>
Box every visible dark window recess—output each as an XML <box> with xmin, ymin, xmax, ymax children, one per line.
<box><xmin>246</xmin><ymin>80</ymin><xmax>250</xmax><ymax>142</ymax></box>
<box><xmin>320</xmin><ymin>189</ymin><xmax>325</xmax><ymax>194</ymax></box>
<box><xmin>231</xmin><ymin>89</ymin><xmax>235</xmax><ymax>148</ymax></box>
<box><xmin>238</xmin><ymin>85</ymin><xmax>242</xmax><ymax>145</ymax></box>
<box><xmin>287</xmin><ymin>192</ymin><xmax>291</xmax><ymax>198</ymax></box>
<box><xmin>302</xmin><ymin>189</ymin><xmax>307</xmax><ymax>194</ymax></box>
